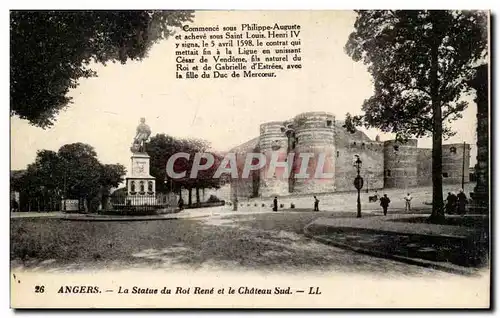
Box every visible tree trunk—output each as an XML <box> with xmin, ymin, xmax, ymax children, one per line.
<box><xmin>196</xmin><ymin>187</ymin><xmax>200</xmax><ymax>206</ymax></box>
<box><xmin>101</xmin><ymin>194</ymin><xmax>109</xmax><ymax>211</ymax></box>
<box><xmin>430</xmin><ymin>13</ymin><xmax>444</xmax><ymax>222</ymax></box>
<box><xmin>188</xmin><ymin>188</ymin><xmax>192</xmax><ymax>207</ymax></box>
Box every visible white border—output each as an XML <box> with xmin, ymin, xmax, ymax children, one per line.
<box><xmin>2</xmin><ymin>1</ymin><xmax>498</xmax><ymax>317</ymax></box>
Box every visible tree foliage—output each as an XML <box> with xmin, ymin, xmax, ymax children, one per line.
<box><xmin>344</xmin><ymin>10</ymin><xmax>488</xmax><ymax>219</ymax></box>
<box><xmin>10</xmin><ymin>10</ymin><xmax>194</xmax><ymax>128</ymax></box>
<box><xmin>14</xmin><ymin>142</ymin><xmax>126</xmax><ymax>211</ymax></box>
<box><xmin>148</xmin><ymin>134</ymin><xmax>224</xmax><ymax>199</ymax></box>
<box><xmin>344</xmin><ymin>10</ymin><xmax>487</xmax><ymax>139</ymax></box>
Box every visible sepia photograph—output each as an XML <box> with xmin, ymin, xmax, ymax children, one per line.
<box><xmin>9</xmin><ymin>8</ymin><xmax>491</xmax><ymax>309</ymax></box>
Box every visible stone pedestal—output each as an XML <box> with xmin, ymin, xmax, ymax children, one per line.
<box><xmin>126</xmin><ymin>152</ymin><xmax>156</xmax><ymax>205</ymax></box>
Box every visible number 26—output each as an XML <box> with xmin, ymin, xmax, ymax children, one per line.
<box><xmin>34</xmin><ymin>285</ymin><xmax>45</xmax><ymax>293</ymax></box>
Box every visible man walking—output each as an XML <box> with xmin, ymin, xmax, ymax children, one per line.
<box><xmin>457</xmin><ymin>189</ymin><xmax>468</xmax><ymax>216</ymax></box>
<box><xmin>404</xmin><ymin>193</ymin><xmax>412</xmax><ymax>212</ymax></box>
<box><xmin>313</xmin><ymin>196</ymin><xmax>320</xmax><ymax>211</ymax></box>
<box><xmin>380</xmin><ymin>194</ymin><xmax>391</xmax><ymax>216</ymax></box>
<box><xmin>446</xmin><ymin>192</ymin><xmax>457</xmax><ymax>214</ymax></box>
<box><xmin>273</xmin><ymin>196</ymin><xmax>278</xmax><ymax>212</ymax></box>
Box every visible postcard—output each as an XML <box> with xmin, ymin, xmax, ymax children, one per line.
<box><xmin>10</xmin><ymin>9</ymin><xmax>490</xmax><ymax>308</ymax></box>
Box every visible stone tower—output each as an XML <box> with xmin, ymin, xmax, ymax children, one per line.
<box><xmin>292</xmin><ymin>112</ymin><xmax>336</xmax><ymax>194</ymax></box>
<box><xmin>383</xmin><ymin>139</ymin><xmax>418</xmax><ymax>189</ymax></box>
<box><xmin>442</xmin><ymin>143</ymin><xmax>470</xmax><ymax>185</ymax></box>
<box><xmin>258</xmin><ymin>121</ymin><xmax>289</xmax><ymax>197</ymax></box>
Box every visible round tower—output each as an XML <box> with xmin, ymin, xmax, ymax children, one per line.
<box><xmin>292</xmin><ymin>112</ymin><xmax>336</xmax><ymax>194</ymax></box>
<box><xmin>259</xmin><ymin>121</ymin><xmax>289</xmax><ymax>197</ymax></box>
<box><xmin>442</xmin><ymin>143</ymin><xmax>470</xmax><ymax>185</ymax></box>
<box><xmin>383</xmin><ymin>139</ymin><xmax>418</xmax><ymax>189</ymax></box>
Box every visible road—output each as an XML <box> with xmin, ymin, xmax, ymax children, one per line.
<box><xmin>232</xmin><ymin>182</ymin><xmax>477</xmax><ymax>214</ymax></box>
<box><xmin>11</xmin><ymin>209</ymin><xmax>458</xmax><ymax>277</ymax></box>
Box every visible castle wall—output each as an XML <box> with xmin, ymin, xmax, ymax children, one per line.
<box><xmin>230</xmin><ymin>151</ymin><xmax>258</xmax><ymax>199</ymax></box>
<box><xmin>228</xmin><ymin>112</ymin><xmax>472</xmax><ymax>201</ymax></box>
<box><xmin>292</xmin><ymin>112</ymin><xmax>336</xmax><ymax>194</ymax></box>
<box><xmin>417</xmin><ymin>148</ymin><xmax>433</xmax><ymax>186</ymax></box>
<box><xmin>383</xmin><ymin>139</ymin><xmax>418</xmax><ymax>189</ymax></box>
<box><xmin>335</xmin><ymin>141</ymin><xmax>384</xmax><ymax>192</ymax></box>
<box><xmin>259</xmin><ymin>121</ymin><xmax>289</xmax><ymax>197</ymax></box>
<box><xmin>227</xmin><ymin>137</ymin><xmax>261</xmax><ymax>200</ymax></box>
<box><xmin>442</xmin><ymin>143</ymin><xmax>470</xmax><ymax>185</ymax></box>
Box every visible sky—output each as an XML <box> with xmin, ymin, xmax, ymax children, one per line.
<box><xmin>10</xmin><ymin>10</ymin><xmax>479</xmax><ymax>172</ymax></box>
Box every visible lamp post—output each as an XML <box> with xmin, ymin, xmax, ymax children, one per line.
<box><xmin>353</xmin><ymin>155</ymin><xmax>364</xmax><ymax>218</ymax></box>
<box><xmin>461</xmin><ymin>141</ymin><xmax>466</xmax><ymax>191</ymax></box>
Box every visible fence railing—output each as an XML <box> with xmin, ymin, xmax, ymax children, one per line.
<box><xmin>108</xmin><ymin>193</ymin><xmax>177</xmax><ymax>214</ymax></box>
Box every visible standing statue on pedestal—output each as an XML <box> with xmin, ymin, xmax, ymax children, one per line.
<box><xmin>130</xmin><ymin>117</ymin><xmax>152</xmax><ymax>153</ymax></box>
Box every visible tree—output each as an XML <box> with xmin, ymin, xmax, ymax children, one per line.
<box><xmin>100</xmin><ymin>164</ymin><xmax>127</xmax><ymax>189</ymax></box>
<box><xmin>176</xmin><ymin>138</ymin><xmax>211</xmax><ymax>206</ymax></box>
<box><xmin>19</xmin><ymin>165</ymin><xmax>43</xmax><ymax>211</ymax></box>
<box><xmin>99</xmin><ymin>163</ymin><xmax>127</xmax><ymax>209</ymax></box>
<box><xmin>58</xmin><ymin>143</ymin><xmax>101</xmax><ymax>208</ymax></box>
<box><xmin>13</xmin><ymin>142</ymin><xmax>127</xmax><ymax>212</ymax></box>
<box><xmin>10</xmin><ymin>10</ymin><xmax>194</xmax><ymax>128</ymax></box>
<box><xmin>194</xmin><ymin>151</ymin><xmax>225</xmax><ymax>204</ymax></box>
<box><xmin>148</xmin><ymin>134</ymin><xmax>185</xmax><ymax>193</ymax></box>
<box><xmin>147</xmin><ymin>133</ymin><xmax>223</xmax><ymax>206</ymax></box>
<box><xmin>56</xmin><ymin>142</ymin><xmax>126</xmax><ymax>211</ymax></box>
<box><xmin>344</xmin><ymin>10</ymin><xmax>488</xmax><ymax>220</ymax></box>
<box><xmin>10</xmin><ymin>170</ymin><xmax>26</xmax><ymax>193</ymax></box>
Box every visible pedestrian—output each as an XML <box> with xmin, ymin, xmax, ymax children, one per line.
<box><xmin>273</xmin><ymin>196</ymin><xmax>278</xmax><ymax>212</ymax></box>
<box><xmin>380</xmin><ymin>194</ymin><xmax>390</xmax><ymax>216</ymax></box>
<box><xmin>457</xmin><ymin>189</ymin><xmax>468</xmax><ymax>216</ymax></box>
<box><xmin>404</xmin><ymin>193</ymin><xmax>412</xmax><ymax>212</ymax></box>
<box><xmin>313</xmin><ymin>196</ymin><xmax>320</xmax><ymax>211</ymax></box>
<box><xmin>178</xmin><ymin>197</ymin><xmax>184</xmax><ymax>211</ymax></box>
<box><xmin>445</xmin><ymin>192</ymin><xmax>457</xmax><ymax>215</ymax></box>
<box><xmin>11</xmin><ymin>199</ymin><xmax>19</xmax><ymax>212</ymax></box>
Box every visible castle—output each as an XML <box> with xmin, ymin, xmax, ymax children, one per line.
<box><xmin>230</xmin><ymin>111</ymin><xmax>470</xmax><ymax>199</ymax></box>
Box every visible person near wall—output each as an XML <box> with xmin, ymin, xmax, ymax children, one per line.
<box><xmin>380</xmin><ymin>194</ymin><xmax>391</xmax><ymax>216</ymax></box>
<box><xmin>457</xmin><ymin>189</ymin><xmax>468</xmax><ymax>216</ymax></box>
<box><xmin>404</xmin><ymin>193</ymin><xmax>413</xmax><ymax>212</ymax></box>
<box><xmin>446</xmin><ymin>192</ymin><xmax>457</xmax><ymax>215</ymax></box>
<box><xmin>273</xmin><ymin>197</ymin><xmax>278</xmax><ymax>212</ymax></box>
<box><xmin>313</xmin><ymin>196</ymin><xmax>320</xmax><ymax>211</ymax></box>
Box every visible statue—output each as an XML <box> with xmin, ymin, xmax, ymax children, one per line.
<box><xmin>131</xmin><ymin>117</ymin><xmax>152</xmax><ymax>153</ymax></box>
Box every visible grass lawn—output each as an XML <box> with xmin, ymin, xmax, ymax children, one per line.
<box><xmin>11</xmin><ymin>211</ymin><xmax>443</xmax><ymax>275</ymax></box>
<box><xmin>11</xmin><ymin>218</ymin><xmax>201</xmax><ymax>265</ymax></box>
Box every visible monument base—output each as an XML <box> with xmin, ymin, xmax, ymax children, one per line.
<box><xmin>126</xmin><ymin>152</ymin><xmax>156</xmax><ymax>198</ymax></box>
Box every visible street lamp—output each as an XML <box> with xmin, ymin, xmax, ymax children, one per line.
<box><xmin>461</xmin><ymin>141</ymin><xmax>466</xmax><ymax>191</ymax></box>
<box><xmin>353</xmin><ymin>155</ymin><xmax>364</xmax><ymax>218</ymax></box>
